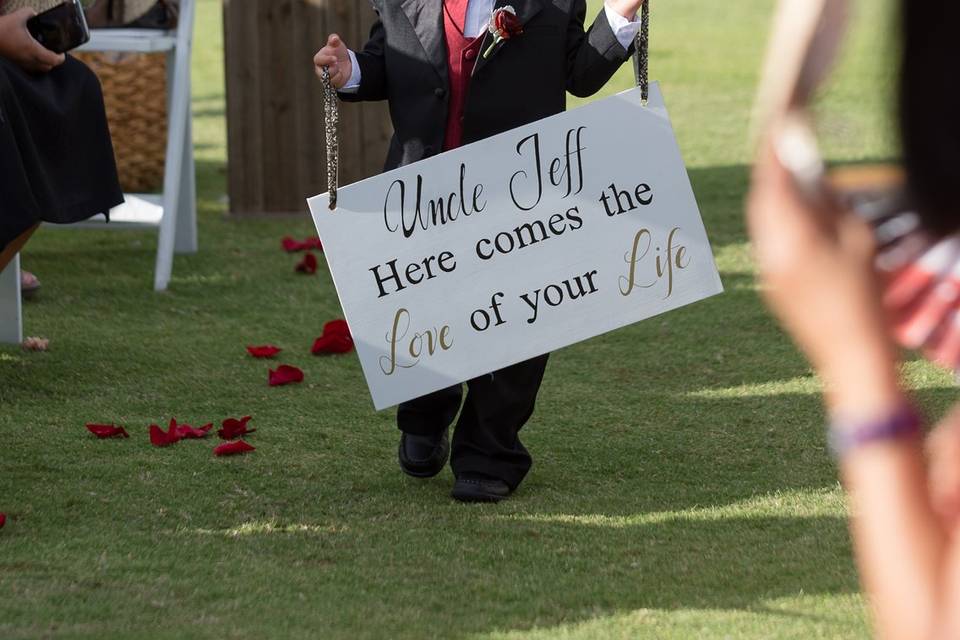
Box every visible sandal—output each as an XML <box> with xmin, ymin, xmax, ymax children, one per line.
<box><xmin>20</xmin><ymin>270</ymin><xmax>40</xmax><ymax>300</ymax></box>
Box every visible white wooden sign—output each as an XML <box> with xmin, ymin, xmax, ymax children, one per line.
<box><xmin>309</xmin><ymin>84</ymin><xmax>723</xmax><ymax>410</ymax></box>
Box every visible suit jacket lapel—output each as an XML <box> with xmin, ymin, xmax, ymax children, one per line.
<box><xmin>472</xmin><ymin>0</ymin><xmax>544</xmax><ymax>77</ymax></box>
<box><xmin>400</xmin><ymin>0</ymin><xmax>449</xmax><ymax>86</ymax></box>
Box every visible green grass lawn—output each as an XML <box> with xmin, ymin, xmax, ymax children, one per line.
<box><xmin>2</xmin><ymin>0</ymin><xmax>950</xmax><ymax>638</ymax></box>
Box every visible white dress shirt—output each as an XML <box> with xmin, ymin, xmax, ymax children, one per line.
<box><xmin>340</xmin><ymin>1</ymin><xmax>641</xmax><ymax>93</ymax></box>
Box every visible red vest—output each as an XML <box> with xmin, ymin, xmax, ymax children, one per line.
<box><xmin>442</xmin><ymin>0</ymin><xmax>484</xmax><ymax>151</ymax></box>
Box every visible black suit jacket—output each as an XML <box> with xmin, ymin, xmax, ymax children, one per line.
<box><xmin>342</xmin><ymin>0</ymin><xmax>634</xmax><ymax>171</ymax></box>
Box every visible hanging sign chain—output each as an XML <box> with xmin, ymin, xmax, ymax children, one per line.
<box><xmin>321</xmin><ymin>66</ymin><xmax>340</xmax><ymax>211</ymax></box>
<box><xmin>634</xmin><ymin>0</ymin><xmax>650</xmax><ymax>103</ymax></box>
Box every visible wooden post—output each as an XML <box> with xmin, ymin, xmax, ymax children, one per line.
<box><xmin>223</xmin><ymin>0</ymin><xmax>392</xmax><ymax>215</ymax></box>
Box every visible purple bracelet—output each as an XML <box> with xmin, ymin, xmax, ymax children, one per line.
<box><xmin>828</xmin><ymin>404</ymin><xmax>923</xmax><ymax>460</ymax></box>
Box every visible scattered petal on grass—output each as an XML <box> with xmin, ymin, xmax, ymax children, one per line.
<box><xmin>219</xmin><ymin>416</ymin><xmax>256</xmax><ymax>440</ymax></box>
<box><xmin>282</xmin><ymin>236</ymin><xmax>323</xmax><ymax>253</ymax></box>
<box><xmin>269</xmin><ymin>365</ymin><xmax>304</xmax><ymax>386</ymax></box>
<box><xmin>295</xmin><ymin>252</ymin><xmax>318</xmax><ymax>275</ymax></box>
<box><xmin>149</xmin><ymin>423</ymin><xmax>181</xmax><ymax>447</ymax></box>
<box><xmin>214</xmin><ymin>440</ymin><xmax>255</xmax><ymax>457</ymax></box>
<box><xmin>247</xmin><ymin>345</ymin><xmax>282</xmax><ymax>358</ymax></box>
<box><xmin>311</xmin><ymin>319</ymin><xmax>354</xmax><ymax>355</ymax></box>
<box><xmin>0</xmin><ymin>513</ymin><xmax>5</xmax><ymax>529</ymax></box>
<box><xmin>86</xmin><ymin>424</ymin><xmax>130</xmax><ymax>439</ymax></box>
<box><xmin>171</xmin><ymin>418</ymin><xmax>213</xmax><ymax>439</ymax></box>
<box><xmin>22</xmin><ymin>337</ymin><xmax>49</xmax><ymax>351</ymax></box>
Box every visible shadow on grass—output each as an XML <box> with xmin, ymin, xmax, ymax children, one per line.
<box><xmin>169</xmin><ymin>508</ymin><xmax>860</xmax><ymax>639</ymax></box>
<box><xmin>447</xmin><ymin>513</ymin><xmax>858</xmax><ymax>632</ymax></box>
<box><xmin>542</xmin><ymin>272</ymin><xmax>809</xmax><ymax>396</ymax></box>
<box><xmin>687</xmin><ymin>164</ymin><xmax>750</xmax><ymax>251</ymax></box>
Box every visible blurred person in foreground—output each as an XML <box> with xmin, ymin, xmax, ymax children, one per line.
<box><xmin>313</xmin><ymin>0</ymin><xmax>645</xmax><ymax>502</ymax></box>
<box><xmin>748</xmin><ymin>1</ymin><xmax>960</xmax><ymax>638</ymax></box>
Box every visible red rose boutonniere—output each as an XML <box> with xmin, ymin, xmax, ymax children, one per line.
<box><xmin>484</xmin><ymin>6</ymin><xmax>524</xmax><ymax>59</ymax></box>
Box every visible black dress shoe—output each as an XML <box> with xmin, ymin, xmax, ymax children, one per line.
<box><xmin>398</xmin><ymin>431</ymin><xmax>449</xmax><ymax>478</ymax></box>
<box><xmin>451</xmin><ymin>473</ymin><xmax>512</xmax><ymax>503</ymax></box>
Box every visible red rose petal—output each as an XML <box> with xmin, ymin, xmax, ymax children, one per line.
<box><xmin>247</xmin><ymin>345</ymin><xmax>282</xmax><ymax>358</ymax></box>
<box><xmin>214</xmin><ymin>440</ymin><xmax>256</xmax><ymax>457</ymax></box>
<box><xmin>312</xmin><ymin>319</ymin><xmax>354</xmax><ymax>354</ymax></box>
<box><xmin>149</xmin><ymin>423</ymin><xmax>181</xmax><ymax>447</ymax></box>
<box><xmin>0</xmin><ymin>513</ymin><xmax>5</xmax><ymax>529</ymax></box>
<box><xmin>295</xmin><ymin>252</ymin><xmax>318</xmax><ymax>275</ymax></box>
<box><xmin>282</xmin><ymin>236</ymin><xmax>323</xmax><ymax>253</ymax></box>
<box><xmin>170</xmin><ymin>418</ymin><xmax>213</xmax><ymax>439</ymax></box>
<box><xmin>325</xmin><ymin>319</ymin><xmax>350</xmax><ymax>336</ymax></box>
<box><xmin>85</xmin><ymin>424</ymin><xmax>130</xmax><ymax>439</ymax></box>
<box><xmin>177</xmin><ymin>425</ymin><xmax>213</xmax><ymax>439</ymax></box>
<box><xmin>269</xmin><ymin>365</ymin><xmax>304</xmax><ymax>386</ymax></box>
<box><xmin>311</xmin><ymin>335</ymin><xmax>354</xmax><ymax>354</ymax></box>
<box><xmin>219</xmin><ymin>415</ymin><xmax>256</xmax><ymax>440</ymax></box>
<box><xmin>282</xmin><ymin>236</ymin><xmax>305</xmax><ymax>252</ymax></box>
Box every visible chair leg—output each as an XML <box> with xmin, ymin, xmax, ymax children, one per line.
<box><xmin>174</xmin><ymin>108</ymin><xmax>197</xmax><ymax>255</ymax></box>
<box><xmin>0</xmin><ymin>255</ymin><xmax>23</xmax><ymax>344</ymax></box>
<box><xmin>154</xmin><ymin>173</ymin><xmax>180</xmax><ymax>291</ymax></box>
<box><xmin>154</xmin><ymin>46</ymin><xmax>192</xmax><ymax>292</ymax></box>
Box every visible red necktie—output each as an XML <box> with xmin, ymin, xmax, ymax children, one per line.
<box><xmin>443</xmin><ymin>0</ymin><xmax>470</xmax><ymax>35</ymax></box>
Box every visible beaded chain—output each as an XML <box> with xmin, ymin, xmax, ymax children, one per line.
<box><xmin>635</xmin><ymin>0</ymin><xmax>650</xmax><ymax>103</ymax></box>
<box><xmin>321</xmin><ymin>66</ymin><xmax>339</xmax><ymax>210</ymax></box>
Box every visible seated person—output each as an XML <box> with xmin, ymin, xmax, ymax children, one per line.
<box><xmin>0</xmin><ymin>5</ymin><xmax>123</xmax><ymax>295</ymax></box>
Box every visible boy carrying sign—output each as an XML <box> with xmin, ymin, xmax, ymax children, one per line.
<box><xmin>314</xmin><ymin>0</ymin><xmax>644</xmax><ymax>502</ymax></box>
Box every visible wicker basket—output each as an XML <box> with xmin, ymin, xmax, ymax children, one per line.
<box><xmin>73</xmin><ymin>51</ymin><xmax>168</xmax><ymax>193</ymax></box>
<box><xmin>0</xmin><ymin>0</ymin><xmax>61</xmax><ymax>14</ymax></box>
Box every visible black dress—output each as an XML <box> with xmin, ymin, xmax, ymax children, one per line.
<box><xmin>0</xmin><ymin>55</ymin><xmax>123</xmax><ymax>251</ymax></box>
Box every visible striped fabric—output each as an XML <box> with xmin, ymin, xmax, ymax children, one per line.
<box><xmin>879</xmin><ymin>216</ymin><xmax>960</xmax><ymax>372</ymax></box>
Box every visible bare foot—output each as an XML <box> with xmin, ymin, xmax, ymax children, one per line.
<box><xmin>20</xmin><ymin>270</ymin><xmax>40</xmax><ymax>299</ymax></box>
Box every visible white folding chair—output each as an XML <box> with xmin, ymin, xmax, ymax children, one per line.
<box><xmin>69</xmin><ymin>0</ymin><xmax>198</xmax><ymax>291</ymax></box>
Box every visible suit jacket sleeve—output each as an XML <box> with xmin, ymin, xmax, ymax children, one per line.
<box><xmin>339</xmin><ymin>16</ymin><xmax>388</xmax><ymax>103</ymax></box>
<box><xmin>565</xmin><ymin>0</ymin><xmax>634</xmax><ymax>98</ymax></box>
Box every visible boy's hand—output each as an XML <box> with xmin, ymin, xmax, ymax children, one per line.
<box><xmin>605</xmin><ymin>0</ymin><xmax>645</xmax><ymax>20</ymax></box>
<box><xmin>314</xmin><ymin>34</ymin><xmax>352</xmax><ymax>89</ymax></box>
<box><xmin>0</xmin><ymin>9</ymin><xmax>65</xmax><ymax>74</ymax></box>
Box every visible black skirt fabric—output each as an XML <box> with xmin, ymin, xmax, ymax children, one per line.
<box><xmin>0</xmin><ymin>55</ymin><xmax>123</xmax><ymax>251</ymax></box>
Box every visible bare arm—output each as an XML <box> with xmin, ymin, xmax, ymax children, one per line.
<box><xmin>747</xmin><ymin>139</ymin><xmax>958</xmax><ymax>640</ymax></box>
<box><xmin>605</xmin><ymin>0</ymin><xmax>644</xmax><ymax>19</ymax></box>
<box><xmin>843</xmin><ymin>433</ymin><xmax>946</xmax><ymax>639</ymax></box>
